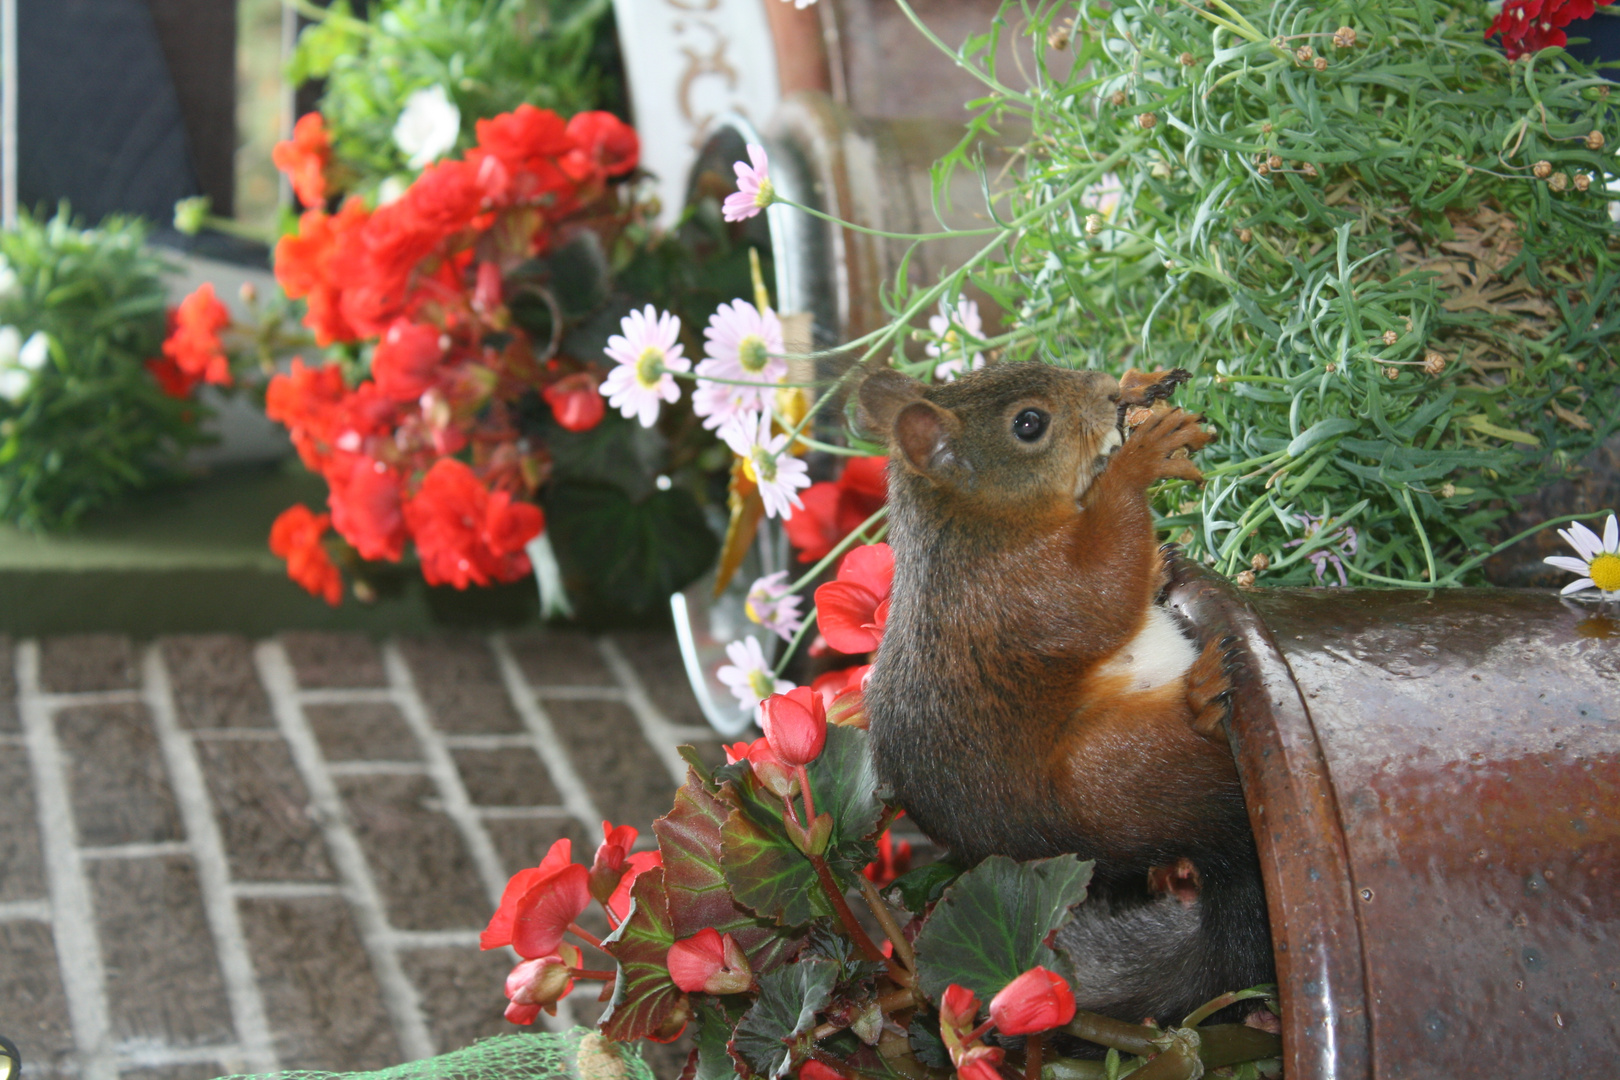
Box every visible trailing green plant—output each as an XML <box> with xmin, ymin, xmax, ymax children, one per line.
<box><xmin>0</xmin><ymin>208</ymin><xmax>209</xmax><ymax>531</ymax></box>
<box><xmin>887</xmin><ymin>0</ymin><xmax>1620</xmax><ymax>587</ymax></box>
<box><xmin>290</xmin><ymin>0</ymin><xmax>618</xmax><ymax>190</ymax></box>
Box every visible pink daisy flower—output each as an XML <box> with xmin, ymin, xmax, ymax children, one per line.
<box><xmin>717</xmin><ymin>636</ymin><xmax>792</xmax><ymax>715</ymax></box>
<box><xmin>692</xmin><ymin>299</ymin><xmax>786</xmax><ymax>429</ymax></box>
<box><xmin>722</xmin><ymin>145</ymin><xmax>776</xmax><ymax>223</ymax></box>
<box><xmin>927</xmin><ymin>296</ymin><xmax>986</xmax><ymax>382</ymax></box>
<box><xmin>602</xmin><ymin>305</ymin><xmax>689</xmax><ymax>428</ymax></box>
<box><xmin>745</xmin><ymin>570</ymin><xmax>804</xmax><ymax>641</ymax></box>
<box><xmin>719</xmin><ymin>411</ymin><xmax>810</xmax><ymax>520</ymax></box>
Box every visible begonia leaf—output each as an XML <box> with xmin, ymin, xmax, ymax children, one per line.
<box><xmin>888</xmin><ymin>860</ymin><xmax>963</xmax><ymax>915</ymax></box>
<box><xmin>599</xmin><ymin>866</ymin><xmax>687</xmax><ymax>1042</ymax></box>
<box><xmin>690</xmin><ymin>1001</ymin><xmax>742</xmax><ymax>1080</ymax></box>
<box><xmin>728</xmin><ymin>959</ymin><xmax>839</xmax><ymax>1079</ymax></box>
<box><xmin>912</xmin><ymin>855</ymin><xmax>1094</xmax><ymax>1004</ymax></box>
<box><xmin>655</xmin><ymin>771</ymin><xmax>801</xmax><ymax>973</ymax></box>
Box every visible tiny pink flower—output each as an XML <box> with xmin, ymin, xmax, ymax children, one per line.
<box><xmin>602</xmin><ymin>305</ymin><xmax>689</xmax><ymax>427</ymax></box>
<box><xmin>926</xmin><ymin>297</ymin><xmax>986</xmax><ymax>382</ymax></box>
<box><xmin>717</xmin><ymin>636</ymin><xmax>792</xmax><ymax>715</ymax></box>
<box><xmin>722</xmin><ymin>144</ymin><xmax>775</xmax><ymax>222</ymax></box>
<box><xmin>720</xmin><ymin>411</ymin><xmax>810</xmax><ymax>520</ymax></box>
<box><xmin>745</xmin><ymin>570</ymin><xmax>804</xmax><ymax>641</ymax></box>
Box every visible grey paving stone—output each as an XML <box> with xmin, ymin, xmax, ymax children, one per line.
<box><xmin>398</xmin><ymin>947</ymin><xmax>512</xmax><ymax>1053</ymax></box>
<box><xmin>305</xmin><ymin>703</ymin><xmax>422</xmax><ymax>762</ymax></box>
<box><xmin>452</xmin><ymin>748</ymin><xmax>560</xmax><ymax>807</ymax></box>
<box><xmin>0</xmin><ymin>634</ymin><xmax>17</xmax><ymax>732</ymax></box>
<box><xmin>484</xmin><ymin>818</ymin><xmax>591</xmax><ymax>879</ymax></box>
<box><xmin>39</xmin><ymin>634</ymin><xmax>136</xmax><ymax>693</ymax></box>
<box><xmin>193</xmin><ymin>735</ymin><xmax>334</xmax><ymax>882</ymax></box>
<box><xmin>89</xmin><ymin>856</ymin><xmax>233</xmax><ymax>1047</ymax></box>
<box><xmin>56</xmin><ymin>703</ymin><xmax>182</xmax><ymax>847</ymax></box>
<box><xmin>609</xmin><ymin>632</ymin><xmax>706</xmax><ymax>730</ymax></box>
<box><xmin>159</xmin><ymin>635</ymin><xmax>274</xmax><ymax>729</ymax></box>
<box><xmin>336</xmin><ymin>774</ymin><xmax>490</xmax><ymax>931</ymax></box>
<box><xmin>541</xmin><ymin>698</ymin><xmax>679</xmax><ymax>836</ymax></box>
<box><xmin>120</xmin><ymin>1065</ymin><xmax>224</xmax><ymax>1080</ymax></box>
<box><xmin>240</xmin><ymin>896</ymin><xmax>402</xmax><ymax>1072</ymax></box>
<box><xmin>398</xmin><ymin>636</ymin><xmax>523</xmax><ymax>734</ymax></box>
<box><xmin>279</xmin><ymin>632</ymin><xmax>385</xmax><ymax>689</ymax></box>
<box><xmin>0</xmin><ymin>751</ymin><xmax>46</xmax><ymax>902</ymax></box>
<box><xmin>0</xmin><ymin>920</ymin><xmax>76</xmax><ymax>1079</ymax></box>
<box><xmin>505</xmin><ymin>632</ymin><xmax>614</xmax><ymax>687</ymax></box>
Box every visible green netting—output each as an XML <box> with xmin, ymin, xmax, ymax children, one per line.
<box><xmin>212</xmin><ymin>1030</ymin><xmax>655</xmax><ymax>1080</ymax></box>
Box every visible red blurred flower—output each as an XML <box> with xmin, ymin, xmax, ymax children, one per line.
<box><xmin>988</xmin><ymin>966</ymin><xmax>1076</xmax><ymax>1036</ymax></box>
<box><xmin>266</xmin><ymin>358</ymin><xmax>349</xmax><ymax>470</ymax></box>
<box><xmin>542</xmin><ymin>371</ymin><xmax>605</xmax><ymax>432</ymax></box>
<box><xmin>275</xmin><ymin>200</ymin><xmax>370</xmax><ymax>346</ymax></box>
<box><xmin>269</xmin><ymin>505</ymin><xmax>342</xmax><ymax>606</ymax></box>
<box><xmin>759</xmin><ymin>686</ymin><xmax>827</xmax><ymax>767</ymax></box>
<box><xmin>402</xmin><ymin>158</ymin><xmax>486</xmax><ymax>238</ymax></box>
<box><xmin>563</xmin><ymin>111</ymin><xmax>640</xmax><ymax>182</ymax></box>
<box><xmin>813</xmin><ymin>542</ymin><xmax>893</xmax><ymax>654</ymax></box>
<box><xmin>666</xmin><ymin>928</ymin><xmax>752</xmax><ymax>995</ymax></box>
<box><xmin>799</xmin><ymin>1063</ymin><xmax>844</xmax><ymax>1080</ymax></box>
<box><xmin>328</xmin><ymin>456</ymin><xmax>407</xmax><ymax>562</ymax></box>
<box><xmin>940</xmin><ymin>983</ymin><xmax>981</xmax><ymax>1041</ymax></box>
<box><xmin>784</xmin><ymin>456</ymin><xmax>888</xmax><ymax>564</ymax></box>
<box><xmin>1487</xmin><ymin>0</ymin><xmax>1614</xmax><ymax>58</ymax></box>
<box><xmin>162</xmin><ymin>283</ymin><xmax>232</xmax><ymax>387</ymax></box>
<box><xmin>863</xmin><ymin>828</ymin><xmax>912</xmax><ymax>887</ymax></box>
<box><xmin>810</xmin><ymin>664</ymin><xmax>870</xmax><ymax>713</ymax></box>
<box><xmin>145</xmin><ymin>356</ymin><xmax>199</xmax><ymax>399</ymax></box>
<box><xmin>404</xmin><ymin>459</ymin><xmax>544</xmax><ymax>588</ymax></box>
<box><xmin>481</xmin><ymin>837</ymin><xmax>591</xmax><ymax>959</ymax></box>
<box><xmin>724</xmin><ymin>737</ymin><xmax>797</xmax><ymax>798</ymax></box>
<box><xmin>589</xmin><ymin>820</ymin><xmax>639</xmax><ymax>904</ymax></box>
<box><xmin>955</xmin><ymin>1047</ymin><xmax>1007</xmax><ymax>1080</ymax></box>
<box><xmin>503</xmin><ymin>942</ymin><xmax>581</xmax><ymax>1024</ymax></box>
<box><xmin>484</xmin><ymin>838</ymin><xmax>574</xmax><ymax>950</ymax></box>
<box><xmin>470</xmin><ymin>104</ymin><xmax>575</xmax><ymax>207</ymax></box>
<box><xmin>371</xmin><ymin>319</ymin><xmax>445</xmax><ymax>402</ymax></box>
<box><xmin>272</xmin><ymin>112</ymin><xmax>332</xmax><ymax>209</ymax></box>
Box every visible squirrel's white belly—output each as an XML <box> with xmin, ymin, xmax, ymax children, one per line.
<box><xmin>1095</xmin><ymin>605</ymin><xmax>1198</xmax><ymax>691</ymax></box>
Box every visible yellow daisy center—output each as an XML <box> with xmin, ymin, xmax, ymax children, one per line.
<box><xmin>747</xmin><ymin>448</ymin><xmax>777</xmax><ymax>484</ymax></box>
<box><xmin>748</xmin><ymin>668</ymin><xmax>776</xmax><ymax>699</ymax></box>
<box><xmin>635</xmin><ymin>347</ymin><xmax>665</xmax><ymax>388</ymax></box>
<box><xmin>738</xmin><ymin>335</ymin><xmax>770</xmax><ymax>373</ymax></box>
<box><xmin>754</xmin><ymin>176</ymin><xmax>776</xmax><ymax>208</ymax></box>
<box><xmin>1590</xmin><ymin>552</ymin><xmax>1620</xmax><ymax>592</ymax></box>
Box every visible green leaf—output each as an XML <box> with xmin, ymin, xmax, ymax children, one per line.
<box><xmin>729</xmin><ymin>959</ymin><xmax>839</xmax><ymax>1079</ymax></box>
<box><xmin>912</xmin><ymin>855</ymin><xmax>1094</xmax><ymax>1004</ymax></box>
<box><xmin>889</xmin><ymin>860</ymin><xmax>964</xmax><ymax>914</ymax></box>
<box><xmin>600</xmin><ymin>867</ymin><xmax>689</xmax><ymax>1043</ymax></box>
<box><xmin>545</xmin><ymin>482</ymin><xmax>720</xmax><ymax>614</ymax></box>
<box><xmin>691</xmin><ymin>1001</ymin><xmax>743</xmax><ymax>1080</ymax></box>
<box><xmin>1285</xmin><ymin>417</ymin><xmax>1358</xmax><ymax>458</ymax></box>
<box><xmin>655</xmin><ymin>772</ymin><xmax>801</xmax><ymax>973</ymax></box>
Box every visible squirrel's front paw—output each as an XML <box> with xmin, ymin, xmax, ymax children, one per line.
<box><xmin>1120</xmin><ymin>407</ymin><xmax>1213</xmax><ymax>483</ymax></box>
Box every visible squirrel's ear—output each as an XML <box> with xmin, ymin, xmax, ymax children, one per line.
<box><xmin>857</xmin><ymin>368</ymin><xmax>923</xmax><ymax>441</ymax></box>
<box><xmin>894</xmin><ymin>400</ymin><xmax>963</xmax><ymax>477</ymax></box>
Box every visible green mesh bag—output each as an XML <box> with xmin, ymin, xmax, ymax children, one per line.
<box><xmin>213</xmin><ymin>1030</ymin><xmax>655</xmax><ymax>1080</ymax></box>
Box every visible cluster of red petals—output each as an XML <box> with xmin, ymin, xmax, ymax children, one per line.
<box><xmin>161</xmin><ymin>284</ymin><xmax>232</xmax><ymax>388</ymax></box>
<box><xmin>862</xmin><ymin>827</ymin><xmax>912</xmax><ymax>887</ymax></box>
<box><xmin>590</xmin><ymin>820</ymin><xmax>662</xmax><ymax>922</ymax></box>
<box><xmin>1487</xmin><ymin>0</ymin><xmax>1614</xmax><ymax>58</ymax></box>
<box><xmin>272</xmin><ymin>112</ymin><xmax>332</xmax><ymax>209</ymax></box>
<box><xmin>814</xmin><ymin>542</ymin><xmax>894</xmax><ymax>655</ymax></box>
<box><xmin>404</xmin><ymin>458</ymin><xmax>545</xmax><ymax>588</ymax></box>
<box><xmin>785</xmin><ymin>456</ymin><xmax>888</xmax><ymax>563</ymax></box>
<box><xmin>724</xmin><ymin>736</ymin><xmax>798</xmax><ymax>798</ymax></box>
<box><xmin>269</xmin><ymin>505</ymin><xmax>342</xmax><ymax>606</ymax></box>
<box><xmin>759</xmin><ymin>686</ymin><xmax>828</xmax><ymax>766</ymax></box>
<box><xmin>666</xmin><ymin>927</ymin><xmax>752</xmax><ymax>995</ymax></box>
<box><xmin>939</xmin><ymin>984</ymin><xmax>1004</xmax><ymax>1080</ymax></box>
<box><xmin>482</xmin><ymin>838</ymin><xmax>591</xmax><ymax>959</ymax></box>
<box><xmin>989</xmin><ymin>966</ymin><xmax>1077</xmax><ymax>1036</ymax></box>
<box><xmin>542</xmin><ymin>371</ymin><xmax>606</xmax><ymax>432</ymax></box>
<box><xmin>145</xmin><ymin>356</ymin><xmax>199</xmax><ymax>399</ymax></box>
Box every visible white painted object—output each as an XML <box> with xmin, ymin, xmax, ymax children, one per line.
<box><xmin>611</xmin><ymin>0</ymin><xmax>783</xmax><ymax>229</ymax></box>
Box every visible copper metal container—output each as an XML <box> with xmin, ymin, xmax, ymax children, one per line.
<box><xmin>1166</xmin><ymin>563</ymin><xmax>1620</xmax><ymax>1079</ymax></box>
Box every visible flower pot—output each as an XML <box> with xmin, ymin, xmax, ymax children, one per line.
<box><xmin>1167</xmin><ymin>560</ymin><xmax>1620</xmax><ymax>1079</ymax></box>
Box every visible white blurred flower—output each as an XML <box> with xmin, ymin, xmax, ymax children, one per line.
<box><xmin>926</xmin><ymin>297</ymin><xmax>985</xmax><ymax>383</ymax></box>
<box><xmin>393</xmin><ymin>85</ymin><xmax>461</xmax><ymax>170</ymax></box>
<box><xmin>1082</xmin><ymin>172</ymin><xmax>1124</xmax><ymax>219</ymax></box>
<box><xmin>717</xmin><ymin>636</ymin><xmax>792</xmax><ymax>715</ymax></box>
<box><xmin>1608</xmin><ymin>176</ymin><xmax>1620</xmax><ymax>224</ymax></box>
<box><xmin>719</xmin><ymin>411</ymin><xmax>809</xmax><ymax>520</ymax></box>
<box><xmin>0</xmin><ymin>368</ymin><xmax>29</xmax><ymax>403</ymax></box>
<box><xmin>0</xmin><ymin>257</ymin><xmax>17</xmax><ymax>297</ymax></box>
<box><xmin>602</xmin><ymin>305</ymin><xmax>688</xmax><ymax>428</ymax></box>
<box><xmin>19</xmin><ymin>332</ymin><xmax>49</xmax><ymax>372</ymax></box>
<box><xmin>377</xmin><ymin>176</ymin><xmax>409</xmax><ymax>206</ymax></box>
<box><xmin>745</xmin><ymin>570</ymin><xmax>804</xmax><ymax>641</ymax></box>
<box><xmin>0</xmin><ymin>326</ymin><xmax>21</xmax><ymax>365</ymax></box>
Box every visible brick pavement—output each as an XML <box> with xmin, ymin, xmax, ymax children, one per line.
<box><xmin>0</xmin><ymin>630</ymin><xmax>741</xmax><ymax>1080</ymax></box>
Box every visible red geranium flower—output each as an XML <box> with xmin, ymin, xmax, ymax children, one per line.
<box><xmin>371</xmin><ymin>319</ymin><xmax>445</xmax><ymax>402</ymax></box>
<box><xmin>404</xmin><ymin>459</ymin><xmax>544</xmax><ymax>588</ymax></box>
<box><xmin>145</xmin><ymin>356</ymin><xmax>199</xmax><ymax>399</ymax></box>
<box><xmin>813</xmin><ymin>542</ymin><xmax>894</xmax><ymax>654</ymax></box>
<box><xmin>1487</xmin><ymin>0</ymin><xmax>1614</xmax><ymax>57</ymax></box>
<box><xmin>542</xmin><ymin>371</ymin><xmax>605</xmax><ymax>432</ymax></box>
<box><xmin>162</xmin><ymin>283</ymin><xmax>232</xmax><ymax>387</ymax></box>
<box><xmin>269</xmin><ymin>504</ymin><xmax>342</xmax><ymax>606</ymax></box>
<box><xmin>563</xmin><ymin>111</ymin><xmax>640</xmax><ymax>182</ymax></box>
<box><xmin>275</xmin><ymin>200</ymin><xmax>370</xmax><ymax>347</ymax></box>
<box><xmin>272</xmin><ymin>112</ymin><xmax>332</xmax><ymax>209</ymax></box>
<box><xmin>265</xmin><ymin>358</ymin><xmax>349</xmax><ymax>470</ymax></box>
<box><xmin>327</xmin><ymin>456</ymin><xmax>407</xmax><ymax>563</ymax></box>
<box><xmin>470</xmin><ymin>104</ymin><xmax>575</xmax><ymax>207</ymax></box>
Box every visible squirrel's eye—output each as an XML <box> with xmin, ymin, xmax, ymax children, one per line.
<box><xmin>1012</xmin><ymin>408</ymin><xmax>1049</xmax><ymax>443</ymax></box>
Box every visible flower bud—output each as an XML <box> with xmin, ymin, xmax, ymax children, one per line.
<box><xmin>1533</xmin><ymin>160</ymin><xmax>1552</xmax><ymax>179</ymax></box>
<box><xmin>239</xmin><ymin>282</ymin><xmax>258</xmax><ymax>305</ymax></box>
<box><xmin>504</xmin><ymin>942</ymin><xmax>582</xmax><ymax>1023</ymax></box>
<box><xmin>1109</xmin><ymin>90</ymin><xmax>1127</xmax><ymax>107</ymax></box>
<box><xmin>1268</xmin><ymin>154</ymin><xmax>1284</xmax><ymax>171</ymax></box>
<box><xmin>1550</xmin><ymin>171</ymin><xmax>1569</xmax><ymax>192</ymax></box>
<box><xmin>1301</xmin><ymin>162</ymin><xmax>1319</xmax><ymax>179</ymax></box>
<box><xmin>1441</xmin><ymin>482</ymin><xmax>1457</xmax><ymax>498</ymax></box>
<box><xmin>173</xmin><ymin>196</ymin><xmax>210</xmax><ymax>236</ymax></box>
<box><xmin>939</xmin><ymin>983</ymin><xmax>983</xmax><ymax>1061</ymax></box>
<box><xmin>1295</xmin><ymin>45</ymin><xmax>1314</xmax><ymax>64</ymax></box>
<box><xmin>1423</xmin><ymin>351</ymin><xmax>1447</xmax><ymax>377</ymax></box>
<box><xmin>1085</xmin><ymin>212</ymin><xmax>1103</xmax><ymax>235</ymax></box>
<box><xmin>988</xmin><ymin>966</ymin><xmax>1078</xmax><ymax>1035</ymax></box>
<box><xmin>589</xmin><ymin>822</ymin><xmax>638</xmax><ymax>905</ymax></box>
<box><xmin>1237</xmin><ymin>227</ymin><xmax>1253</xmax><ymax>243</ymax></box>
<box><xmin>1385</xmin><ymin>366</ymin><xmax>1400</xmax><ymax>380</ymax></box>
<box><xmin>1333</xmin><ymin>26</ymin><xmax>1357</xmax><ymax>48</ymax></box>
<box><xmin>1048</xmin><ymin>25</ymin><xmax>1071</xmax><ymax>50</ymax></box>
<box><xmin>1236</xmin><ymin>569</ymin><xmax>1257</xmax><ymax>587</ymax></box>
<box><xmin>1575</xmin><ymin>172</ymin><xmax>1592</xmax><ymax>192</ymax></box>
<box><xmin>1314</xmin><ymin>56</ymin><xmax>1328</xmax><ymax>72</ymax></box>
<box><xmin>725</xmin><ymin>737</ymin><xmax>799</xmax><ymax>798</ymax></box>
<box><xmin>1382</xmin><ymin>330</ymin><xmax>1398</xmax><ymax>346</ymax></box>
<box><xmin>1251</xmin><ymin>552</ymin><xmax>1270</xmax><ymax>571</ymax></box>
<box><xmin>955</xmin><ymin>1047</ymin><xmax>1006</xmax><ymax>1080</ymax></box>
<box><xmin>667</xmin><ymin>928</ymin><xmax>752</xmax><ymax>995</ymax></box>
<box><xmin>1138</xmin><ymin>112</ymin><xmax>1158</xmax><ymax>130</ymax></box>
<box><xmin>1179</xmin><ymin>52</ymin><xmax>1196</xmax><ymax>66</ymax></box>
<box><xmin>1586</xmin><ymin>130</ymin><xmax>1605</xmax><ymax>150</ymax></box>
<box><xmin>760</xmin><ymin>686</ymin><xmax>828</xmax><ymax>766</ymax></box>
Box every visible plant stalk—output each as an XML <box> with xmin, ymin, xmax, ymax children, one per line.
<box><xmin>858</xmin><ymin>876</ymin><xmax>916</xmax><ymax>972</ymax></box>
<box><xmin>807</xmin><ymin>852</ymin><xmax>886</xmax><ymax>963</ymax></box>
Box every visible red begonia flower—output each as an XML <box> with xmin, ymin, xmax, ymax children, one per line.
<box><xmin>759</xmin><ymin>686</ymin><xmax>827</xmax><ymax>767</ymax></box>
<box><xmin>666</xmin><ymin>927</ymin><xmax>752</xmax><ymax>994</ymax></box>
<box><xmin>606</xmin><ymin>850</ymin><xmax>661</xmax><ymax>925</ymax></box>
<box><xmin>482</xmin><ymin>838</ymin><xmax>574</xmax><ymax>950</ymax></box>
<box><xmin>404</xmin><ymin>459</ymin><xmax>543</xmax><ymax>588</ymax></box>
<box><xmin>371</xmin><ymin>320</ymin><xmax>444</xmax><ymax>402</ymax></box>
<box><xmin>274</xmin><ymin>200</ymin><xmax>369</xmax><ymax>346</ymax></box>
<box><xmin>269</xmin><ymin>505</ymin><xmax>342</xmax><ymax>606</ymax></box>
<box><xmin>862</xmin><ymin>827</ymin><xmax>912</xmax><ymax>887</ymax></box>
<box><xmin>542</xmin><ymin>371</ymin><xmax>606</xmax><ymax>432</ymax></box>
<box><xmin>988</xmin><ymin>966</ymin><xmax>1077</xmax><ymax>1036</ymax></box>
<box><xmin>955</xmin><ymin>1046</ymin><xmax>1007</xmax><ymax>1080</ymax></box>
<box><xmin>265</xmin><ymin>358</ymin><xmax>349</xmax><ymax>470</ymax></box>
<box><xmin>508</xmin><ymin>863</ymin><xmax>591</xmax><ymax>959</ymax></box>
<box><xmin>814</xmin><ymin>542</ymin><xmax>893</xmax><ymax>654</ymax></box>
<box><xmin>724</xmin><ymin>737</ymin><xmax>797</xmax><ymax>798</ymax></box>
<box><xmin>502</xmin><ymin>942</ymin><xmax>581</xmax><ymax>1024</ymax></box>
<box><xmin>563</xmin><ymin>111</ymin><xmax>640</xmax><ymax>181</ymax></box>
<box><xmin>1487</xmin><ymin>0</ymin><xmax>1614</xmax><ymax>57</ymax></box>
<box><xmin>940</xmin><ymin>983</ymin><xmax>981</xmax><ymax>1037</ymax></box>
<box><xmin>784</xmin><ymin>455</ymin><xmax>888</xmax><ymax>563</ymax></box>
<box><xmin>589</xmin><ymin>820</ymin><xmax>638</xmax><ymax>903</ymax></box>
<box><xmin>272</xmin><ymin>112</ymin><xmax>332</xmax><ymax>209</ymax></box>
<box><xmin>810</xmin><ymin>664</ymin><xmax>869</xmax><ymax>712</ymax></box>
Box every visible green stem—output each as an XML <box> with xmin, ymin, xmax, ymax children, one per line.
<box><xmin>1401</xmin><ymin>487</ymin><xmax>1438</xmax><ymax>584</ymax></box>
<box><xmin>807</xmin><ymin>853</ymin><xmax>886</xmax><ymax>963</ymax></box>
<box><xmin>772</xmin><ymin>609</ymin><xmax>818</xmax><ymax>678</ymax></box>
<box><xmin>781</xmin><ymin>198</ymin><xmax>1001</xmax><ymax>241</ymax></box>
<box><xmin>1433</xmin><ymin>508</ymin><xmax>1616</xmax><ymax>586</ymax></box>
<box><xmin>1059</xmin><ymin>1013</ymin><xmax>1161</xmax><ymax>1057</ymax></box>
<box><xmin>786</xmin><ymin>506</ymin><xmax>891</xmax><ymax>594</ymax></box>
<box><xmin>888</xmin><ymin>0</ymin><xmax>1033</xmax><ymax>103</ymax></box>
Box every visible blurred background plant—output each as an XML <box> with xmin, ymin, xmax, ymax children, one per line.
<box><xmin>877</xmin><ymin>0</ymin><xmax>1620</xmax><ymax>588</ymax></box>
<box><xmin>0</xmin><ymin>208</ymin><xmax>214</xmax><ymax>531</ymax></box>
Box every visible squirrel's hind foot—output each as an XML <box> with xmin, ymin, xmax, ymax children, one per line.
<box><xmin>1185</xmin><ymin>634</ymin><xmax>1238</xmax><ymax>742</ymax></box>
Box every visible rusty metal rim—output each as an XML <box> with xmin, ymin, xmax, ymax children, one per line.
<box><xmin>1163</xmin><ymin>564</ymin><xmax>1375</xmax><ymax>1080</ymax></box>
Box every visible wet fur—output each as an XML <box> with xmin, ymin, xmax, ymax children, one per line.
<box><xmin>859</xmin><ymin>362</ymin><xmax>1273</xmax><ymax>1031</ymax></box>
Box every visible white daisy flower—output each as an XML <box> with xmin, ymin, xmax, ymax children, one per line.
<box><xmin>926</xmin><ymin>297</ymin><xmax>986</xmax><ymax>383</ymax></box>
<box><xmin>745</xmin><ymin>570</ymin><xmax>804</xmax><ymax>641</ymax></box>
<box><xmin>717</xmin><ymin>636</ymin><xmax>792</xmax><ymax>715</ymax></box>
<box><xmin>719</xmin><ymin>411</ymin><xmax>810</xmax><ymax>520</ymax></box>
<box><xmin>602</xmin><ymin>305</ymin><xmax>689</xmax><ymax>428</ymax></box>
<box><xmin>393</xmin><ymin>85</ymin><xmax>461</xmax><ymax>170</ymax></box>
<box><xmin>1545</xmin><ymin>514</ymin><xmax>1620</xmax><ymax>598</ymax></box>
<box><xmin>692</xmin><ymin>300</ymin><xmax>785</xmax><ymax>429</ymax></box>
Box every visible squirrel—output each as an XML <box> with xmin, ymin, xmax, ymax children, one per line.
<box><xmin>856</xmin><ymin>360</ymin><xmax>1273</xmax><ymax>1031</ymax></box>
